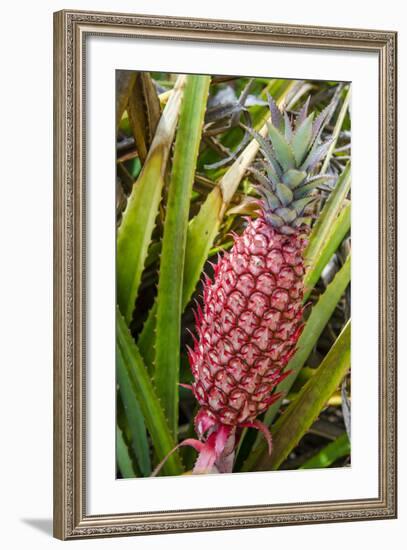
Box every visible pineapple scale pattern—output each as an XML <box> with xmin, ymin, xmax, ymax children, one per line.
<box><xmin>189</xmin><ymin>216</ymin><xmax>307</xmax><ymax>427</ymax></box>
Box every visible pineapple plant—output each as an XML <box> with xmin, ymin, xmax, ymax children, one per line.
<box><xmin>116</xmin><ymin>73</ymin><xmax>351</xmax><ymax>479</ymax></box>
<box><xmin>154</xmin><ymin>94</ymin><xmax>338</xmax><ymax>475</ymax></box>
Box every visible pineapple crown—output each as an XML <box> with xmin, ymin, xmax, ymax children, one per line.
<box><xmin>248</xmin><ymin>94</ymin><xmax>337</xmax><ymax>235</ymax></box>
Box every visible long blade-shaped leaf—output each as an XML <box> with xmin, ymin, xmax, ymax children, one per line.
<box><xmin>116</xmin><ymin>426</ymin><xmax>136</xmax><ymax>478</ymax></box>
<box><xmin>259</xmin><ymin>321</ymin><xmax>351</xmax><ymax>470</ymax></box>
<box><xmin>299</xmin><ymin>432</ymin><xmax>350</xmax><ymax>469</ymax></box>
<box><xmin>117</xmin><ymin>75</ymin><xmax>187</xmax><ymax>323</ymax></box>
<box><xmin>117</xmin><ymin>345</ymin><xmax>151</xmax><ymax>476</ymax></box>
<box><xmin>154</xmin><ymin>75</ymin><xmax>211</xmax><ymax>435</ymax></box>
<box><xmin>304</xmin><ymin>163</ymin><xmax>351</xmax><ymax>273</ymax></box>
<box><xmin>242</xmin><ymin>253</ymin><xmax>351</xmax><ymax>471</ymax></box>
<box><xmin>116</xmin><ymin>309</ymin><xmax>183</xmax><ymax>476</ymax></box>
<box><xmin>304</xmin><ymin>200</ymin><xmax>350</xmax><ymax>300</ymax></box>
<box><xmin>266</xmin><ymin>122</ymin><xmax>296</xmax><ymax>171</ymax></box>
<box><xmin>321</xmin><ymin>87</ymin><xmax>351</xmax><ymax>174</ymax></box>
<box><xmin>291</xmin><ymin>113</ymin><xmax>314</xmax><ymax>165</ymax></box>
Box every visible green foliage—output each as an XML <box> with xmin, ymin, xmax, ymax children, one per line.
<box><xmin>154</xmin><ymin>75</ymin><xmax>211</xmax><ymax>436</ymax></box>
<box><xmin>266</xmin><ymin>122</ymin><xmax>296</xmax><ymax>170</ymax></box>
<box><xmin>116</xmin><ymin>73</ymin><xmax>351</xmax><ymax>477</ymax></box>
<box><xmin>321</xmin><ymin>87</ymin><xmax>351</xmax><ymax>174</ymax></box>
<box><xmin>304</xmin><ymin>200</ymin><xmax>350</xmax><ymax>299</ymax></box>
<box><xmin>117</xmin><ymin>345</ymin><xmax>151</xmax><ymax>476</ymax></box>
<box><xmin>117</xmin><ymin>76</ymin><xmax>186</xmax><ymax>323</ymax></box>
<box><xmin>292</xmin><ymin>114</ymin><xmax>314</xmax><ymax>164</ymax></box>
<box><xmin>266</xmin><ymin>321</ymin><xmax>351</xmax><ymax>470</ymax></box>
<box><xmin>117</xmin><ymin>309</ymin><xmax>183</xmax><ymax>476</ymax></box>
<box><xmin>300</xmin><ymin>433</ymin><xmax>350</xmax><ymax>469</ymax></box>
<box><xmin>116</xmin><ymin>426</ymin><xmax>136</xmax><ymax>478</ymax></box>
<box><xmin>304</xmin><ymin>163</ymin><xmax>351</xmax><ymax>282</ymax></box>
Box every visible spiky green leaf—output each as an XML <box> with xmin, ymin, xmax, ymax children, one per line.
<box><xmin>292</xmin><ymin>196</ymin><xmax>315</xmax><ymax>215</ymax></box>
<box><xmin>117</xmin><ymin>345</ymin><xmax>151</xmax><ymax>476</ymax></box>
<box><xmin>293</xmin><ymin>175</ymin><xmax>335</xmax><ymax>199</ymax></box>
<box><xmin>275</xmin><ymin>207</ymin><xmax>297</xmax><ymax>223</ymax></box>
<box><xmin>266</xmin><ymin>92</ymin><xmax>283</xmax><ymax>129</ymax></box>
<box><xmin>304</xmin><ymin>200</ymin><xmax>350</xmax><ymax>299</ymax></box>
<box><xmin>116</xmin><ymin>309</ymin><xmax>183</xmax><ymax>476</ymax></box>
<box><xmin>275</xmin><ymin>183</ymin><xmax>293</xmax><ymax>206</ymax></box>
<box><xmin>311</xmin><ymin>94</ymin><xmax>338</xmax><ymax>143</ymax></box>
<box><xmin>321</xmin><ymin>87</ymin><xmax>351</xmax><ymax>174</ymax></box>
<box><xmin>301</xmin><ymin>139</ymin><xmax>332</xmax><ymax>171</ymax></box>
<box><xmin>296</xmin><ymin>96</ymin><xmax>310</xmax><ymax>128</ymax></box>
<box><xmin>291</xmin><ymin>113</ymin><xmax>314</xmax><ymax>165</ymax></box>
<box><xmin>284</xmin><ymin>112</ymin><xmax>293</xmax><ymax>142</ymax></box>
<box><xmin>244</xmin><ymin>126</ymin><xmax>282</xmax><ymax>181</ymax></box>
<box><xmin>300</xmin><ymin>432</ymin><xmax>350</xmax><ymax>469</ymax></box>
<box><xmin>262</xmin><ymin>322</ymin><xmax>351</xmax><ymax>470</ymax></box>
<box><xmin>282</xmin><ymin>169</ymin><xmax>307</xmax><ymax>189</ymax></box>
<box><xmin>116</xmin><ymin>426</ymin><xmax>136</xmax><ymax>478</ymax></box>
<box><xmin>267</xmin><ymin>122</ymin><xmax>296</xmax><ymax>171</ymax></box>
<box><xmin>116</xmin><ymin>75</ymin><xmax>187</xmax><ymax>322</ymax></box>
<box><xmin>257</xmin><ymin>159</ymin><xmax>280</xmax><ymax>188</ymax></box>
<box><xmin>154</xmin><ymin>75</ymin><xmax>210</xmax><ymax>435</ymax></box>
<box><xmin>304</xmin><ymin>163</ymin><xmax>351</xmax><ymax>268</ymax></box>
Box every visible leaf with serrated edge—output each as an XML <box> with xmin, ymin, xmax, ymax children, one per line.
<box><xmin>292</xmin><ymin>196</ymin><xmax>314</xmax><ymax>215</ymax></box>
<box><xmin>321</xmin><ymin>87</ymin><xmax>351</xmax><ymax>174</ymax></box>
<box><xmin>266</xmin><ymin>92</ymin><xmax>283</xmax><ymax>129</ymax></box>
<box><xmin>301</xmin><ymin>139</ymin><xmax>332</xmax><ymax>171</ymax></box>
<box><xmin>304</xmin><ymin>201</ymin><xmax>350</xmax><ymax>299</ymax></box>
<box><xmin>261</xmin><ymin>321</ymin><xmax>351</xmax><ymax>470</ymax></box>
<box><xmin>117</xmin><ymin>75</ymin><xmax>187</xmax><ymax>323</ymax></box>
<box><xmin>294</xmin><ymin>175</ymin><xmax>335</xmax><ymax>200</ymax></box>
<box><xmin>243</xmin><ymin>125</ymin><xmax>282</xmax><ymax>181</ymax></box>
<box><xmin>284</xmin><ymin>112</ymin><xmax>293</xmax><ymax>142</ymax></box>
<box><xmin>117</xmin><ymin>309</ymin><xmax>183</xmax><ymax>476</ymax></box>
<box><xmin>296</xmin><ymin>96</ymin><xmax>310</xmax><ymax>128</ymax></box>
<box><xmin>154</xmin><ymin>75</ymin><xmax>211</xmax><ymax>436</ymax></box>
<box><xmin>291</xmin><ymin>113</ymin><xmax>314</xmax><ymax>165</ymax></box>
<box><xmin>283</xmin><ymin>169</ymin><xmax>307</xmax><ymax>189</ymax></box>
<box><xmin>311</xmin><ymin>94</ymin><xmax>338</xmax><ymax>143</ymax></box>
<box><xmin>266</xmin><ymin>122</ymin><xmax>296</xmax><ymax>171</ymax></box>
<box><xmin>116</xmin><ymin>426</ymin><xmax>136</xmax><ymax>478</ymax></box>
<box><xmin>276</xmin><ymin>183</ymin><xmax>293</xmax><ymax>206</ymax></box>
<box><xmin>305</xmin><ymin>163</ymin><xmax>351</xmax><ymax>268</ymax></box>
<box><xmin>117</xmin><ymin>345</ymin><xmax>151</xmax><ymax>476</ymax></box>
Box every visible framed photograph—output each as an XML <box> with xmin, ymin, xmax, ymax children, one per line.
<box><xmin>53</xmin><ymin>9</ymin><xmax>397</xmax><ymax>540</ymax></box>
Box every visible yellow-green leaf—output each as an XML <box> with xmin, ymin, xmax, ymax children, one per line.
<box><xmin>116</xmin><ymin>309</ymin><xmax>183</xmax><ymax>476</ymax></box>
<box><xmin>262</xmin><ymin>321</ymin><xmax>351</xmax><ymax>471</ymax></box>
<box><xmin>117</xmin><ymin>75</ymin><xmax>187</xmax><ymax>323</ymax></box>
<box><xmin>154</xmin><ymin>75</ymin><xmax>211</xmax><ymax>435</ymax></box>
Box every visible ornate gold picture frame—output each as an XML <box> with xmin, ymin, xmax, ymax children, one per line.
<box><xmin>53</xmin><ymin>9</ymin><xmax>397</xmax><ymax>540</ymax></box>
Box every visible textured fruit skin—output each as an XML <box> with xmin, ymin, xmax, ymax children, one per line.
<box><xmin>189</xmin><ymin>213</ymin><xmax>307</xmax><ymax>428</ymax></box>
